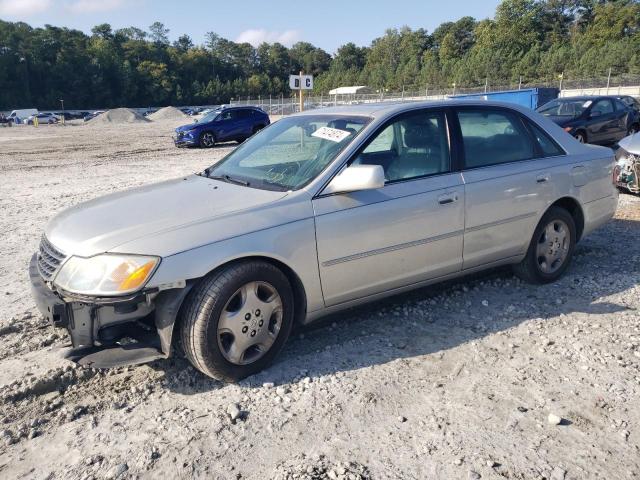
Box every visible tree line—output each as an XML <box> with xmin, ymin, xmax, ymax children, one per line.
<box><xmin>0</xmin><ymin>0</ymin><xmax>638</xmax><ymax>110</ymax></box>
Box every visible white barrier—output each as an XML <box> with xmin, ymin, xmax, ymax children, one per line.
<box><xmin>561</xmin><ymin>86</ymin><xmax>640</xmax><ymax>98</ymax></box>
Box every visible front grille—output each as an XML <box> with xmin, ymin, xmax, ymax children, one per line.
<box><xmin>37</xmin><ymin>235</ymin><xmax>67</xmax><ymax>281</ymax></box>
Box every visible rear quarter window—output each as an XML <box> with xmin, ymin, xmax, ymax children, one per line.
<box><xmin>527</xmin><ymin>121</ymin><xmax>565</xmax><ymax>157</ymax></box>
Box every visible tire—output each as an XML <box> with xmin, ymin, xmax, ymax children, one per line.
<box><xmin>628</xmin><ymin>123</ymin><xmax>640</xmax><ymax>136</ymax></box>
<box><xmin>513</xmin><ymin>206</ymin><xmax>576</xmax><ymax>284</ymax></box>
<box><xmin>252</xmin><ymin>124</ymin><xmax>264</xmax><ymax>135</ymax></box>
<box><xmin>180</xmin><ymin>261</ymin><xmax>294</xmax><ymax>382</ymax></box>
<box><xmin>199</xmin><ymin>131</ymin><xmax>216</xmax><ymax>148</ymax></box>
<box><xmin>574</xmin><ymin>130</ymin><xmax>587</xmax><ymax>143</ymax></box>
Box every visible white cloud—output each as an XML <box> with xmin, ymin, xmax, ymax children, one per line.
<box><xmin>0</xmin><ymin>0</ymin><xmax>51</xmax><ymax>16</ymax></box>
<box><xmin>236</xmin><ymin>29</ymin><xmax>301</xmax><ymax>47</ymax></box>
<box><xmin>66</xmin><ymin>0</ymin><xmax>125</xmax><ymax>13</ymax></box>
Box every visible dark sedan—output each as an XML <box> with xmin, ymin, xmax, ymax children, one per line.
<box><xmin>537</xmin><ymin>96</ymin><xmax>639</xmax><ymax>145</ymax></box>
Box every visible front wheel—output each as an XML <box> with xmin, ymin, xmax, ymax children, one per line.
<box><xmin>199</xmin><ymin>131</ymin><xmax>216</xmax><ymax>148</ymax></box>
<box><xmin>180</xmin><ymin>261</ymin><xmax>294</xmax><ymax>382</ymax></box>
<box><xmin>513</xmin><ymin>207</ymin><xmax>576</xmax><ymax>284</ymax></box>
<box><xmin>628</xmin><ymin>124</ymin><xmax>639</xmax><ymax>136</ymax></box>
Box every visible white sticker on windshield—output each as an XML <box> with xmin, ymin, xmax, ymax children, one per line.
<box><xmin>312</xmin><ymin>126</ymin><xmax>352</xmax><ymax>143</ymax></box>
<box><xmin>583</xmin><ymin>101</ymin><xmax>592</xmax><ymax>107</ymax></box>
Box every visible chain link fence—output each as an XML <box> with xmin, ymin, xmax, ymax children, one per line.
<box><xmin>230</xmin><ymin>74</ymin><xmax>640</xmax><ymax>115</ymax></box>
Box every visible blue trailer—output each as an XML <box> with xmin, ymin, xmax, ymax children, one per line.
<box><xmin>452</xmin><ymin>87</ymin><xmax>559</xmax><ymax>110</ymax></box>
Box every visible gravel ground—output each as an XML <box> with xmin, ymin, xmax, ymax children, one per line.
<box><xmin>0</xmin><ymin>121</ymin><xmax>639</xmax><ymax>480</ymax></box>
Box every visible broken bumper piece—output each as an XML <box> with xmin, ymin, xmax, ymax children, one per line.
<box><xmin>29</xmin><ymin>253</ymin><xmax>192</xmax><ymax>368</ymax></box>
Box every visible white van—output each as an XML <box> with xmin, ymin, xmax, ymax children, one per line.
<box><xmin>8</xmin><ymin>108</ymin><xmax>38</xmax><ymax>124</ymax></box>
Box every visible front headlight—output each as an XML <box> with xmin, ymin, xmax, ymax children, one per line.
<box><xmin>53</xmin><ymin>254</ymin><xmax>160</xmax><ymax>296</ymax></box>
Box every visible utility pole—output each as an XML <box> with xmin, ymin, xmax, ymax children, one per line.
<box><xmin>559</xmin><ymin>72</ymin><xmax>564</xmax><ymax>92</ymax></box>
<box><xmin>59</xmin><ymin>99</ymin><xmax>65</xmax><ymax>125</ymax></box>
<box><xmin>484</xmin><ymin>77</ymin><xmax>488</xmax><ymax>93</ymax></box>
<box><xmin>518</xmin><ymin>76</ymin><xmax>522</xmax><ymax>90</ymax></box>
<box><xmin>299</xmin><ymin>70</ymin><xmax>304</xmax><ymax>112</ymax></box>
<box><xmin>606</xmin><ymin>67</ymin><xmax>612</xmax><ymax>94</ymax></box>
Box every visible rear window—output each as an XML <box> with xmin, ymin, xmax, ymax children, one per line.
<box><xmin>457</xmin><ymin>109</ymin><xmax>536</xmax><ymax>169</ymax></box>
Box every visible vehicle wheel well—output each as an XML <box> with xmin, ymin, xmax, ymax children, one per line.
<box><xmin>575</xmin><ymin>129</ymin><xmax>587</xmax><ymax>140</ymax></box>
<box><xmin>192</xmin><ymin>256</ymin><xmax>307</xmax><ymax>325</ymax></box>
<box><xmin>549</xmin><ymin>197</ymin><xmax>584</xmax><ymax>241</ymax></box>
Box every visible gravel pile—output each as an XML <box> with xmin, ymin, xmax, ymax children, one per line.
<box><xmin>0</xmin><ymin>122</ymin><xmax>639</xmax><ymax>479</ymax></box>
<box><xmin>148</xmin><ymin>106</ymin><xmax>188</xmax><ymax>121</ymax></box>
<box><xmin>88</xmin><ymin>108</ymin><xmax>149</xmax><ymax>124</ymax></box>
<box><xmin>272</xmin><ymin>455</ymin><xmax>371</xmax><ymax>480</ymax></box>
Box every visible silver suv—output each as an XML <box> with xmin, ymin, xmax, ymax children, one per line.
<box><xmin>30</xmin><ymin>101</ymin><xmax>618</xmax><ymax>381</ymax></box>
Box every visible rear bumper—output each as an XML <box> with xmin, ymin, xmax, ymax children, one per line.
<box><xmin>29</xmin><ymin>253</ymin><xmax>192</xmax><ymax>368</ymax></box>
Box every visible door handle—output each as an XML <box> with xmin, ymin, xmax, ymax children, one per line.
<box><xmin>536</xmin><ymin>173</ymin><xmax>550</xmax><ymax>184</ymax></box>
<box><xmin>438</xmin><ymin>193</ymin><xmax>458</xmax><ymax>205</ymax></box>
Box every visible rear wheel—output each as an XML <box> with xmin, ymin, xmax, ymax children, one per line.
<box><xmin>574</xmin><ymin>130</ymin><xmax>587</xmax><ymax>143</ymax></box>
<box><xmin>199</xmin><ymin>131</ymin><xmax>216</xmax><ymax>148</ymax></box>
<box><xmin>180</xmin><ymin>261</ymin><xmax>294</xmax><ymax>382</ymax></box>
<box><xmin>628</xmin><ymin>123</ymin><xmax>640</xmax><ymax>136</ymax></box>
<box><xmin>513</xmin><ymin>206</ymin><xmax>576</xmax><ymax>284</ymax></box>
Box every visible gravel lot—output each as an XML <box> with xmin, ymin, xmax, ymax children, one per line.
<box><xmin>0</xmin><ymin>121</ymin><xmax>639</xmax><ymax>480</ymax></box>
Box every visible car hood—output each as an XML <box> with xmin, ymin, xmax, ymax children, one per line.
<box><xmin>46</xmin><ymin>175</ymin><xmax>288</xmax><ymax>257</ymax></box>
<box><xmin>175</xmin><ymin>123</ymin><xmax>201</xmax><ymax>133</ymax></box>
<box><xmin>619</xmin><ymin>132</ymin><xmax>640</xmax><ymax>155</ymax></box>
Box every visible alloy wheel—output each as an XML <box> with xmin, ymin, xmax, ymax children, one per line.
<box><xmin>217</xmin><ymin>281</ymin><xmax>283</xmax><ymax>365</ymax></box>
<box><xmin>201</xmin><ymin>132</ymin><xmax>215</xmax><ymax>147</ymax></box>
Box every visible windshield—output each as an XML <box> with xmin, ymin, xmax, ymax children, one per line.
<box><xmin>207</xmin><ymin>114</ymin><xmax>370</xmax><ymax>191</ymax></box>
<box><xmin>538</xmin><ymin>99</ymin><xmax>591</xmax><ymax>117</ymax></box>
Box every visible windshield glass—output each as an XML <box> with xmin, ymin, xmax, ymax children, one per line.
<box><xmin>538</xmin><ymin>99</ymin><xmax>590</xmax><ymax>117</ymax></box>
<box><xmin>207</xmin><ymin>114</ymin><xmax>371</xmax><ymax>191</ymax></box>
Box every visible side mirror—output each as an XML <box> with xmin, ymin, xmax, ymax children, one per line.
<box><xmin>324</xmin><ymin>165</ymin><xmax>385</xmax><ymax>195</ymax></box>
<box><xmin>590</xmin><ymin>110</ymin><xmax>602</xmax><ymax>118</ymax></box>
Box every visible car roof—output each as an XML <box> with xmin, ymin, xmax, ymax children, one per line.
<box><xmin>289</xmin><ymin>99</ymin><xmax>536</xmax><ymax>119</ymax></box>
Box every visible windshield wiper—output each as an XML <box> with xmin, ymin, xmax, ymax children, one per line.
<box><xmin>209</xmin><ymin>173</ymin><xmax>250</xmax><ymax>187</ymax></box>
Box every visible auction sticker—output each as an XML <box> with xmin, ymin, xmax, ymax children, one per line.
<box><xmin>312</xmin><ymin>127</ymin><xmax>352</xmax><ymax>143</ymax></box>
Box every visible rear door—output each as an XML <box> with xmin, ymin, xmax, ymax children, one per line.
<box><xmin>587</xmin><ymin>99</ymin><xmax>617</xmax><ymax>144</ymax></box>
<box><xmin>613</xmin><ymin>99</ymin><xmax>631</xmax><ymax>140</ymax></box>
<box><xmin>313</xmin><ymin>108</ymin><xmax>465</xmax><ymax>306</ymax></box>
<box><xmin>455</xmin><ymin>107</ymin><xmax>557</xmax><ymax>269</ymax></box>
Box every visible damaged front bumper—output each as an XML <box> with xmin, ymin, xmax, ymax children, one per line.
<box><xmin>29</xmin><ymin>253</ymin><xmax>192</xmax><ymax>368</ymax></box>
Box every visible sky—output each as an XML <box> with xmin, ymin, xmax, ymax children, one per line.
<box><xmin>0</xmin><ymin>0</ymin><xmax>502</xmax><ymax>53</ymax></box>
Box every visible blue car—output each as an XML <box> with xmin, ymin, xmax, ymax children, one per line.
<box><xmin>174</xmin><ymin>106</ymin><xmax>270</xmax><ymax>148</ymax></box>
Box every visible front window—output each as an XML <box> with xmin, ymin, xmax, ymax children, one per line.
<box><xmin>200</xmin><ymin>109</ymin><xmax>223</xmax><ymax>123</ymax></box>
<box><xmin>206</xmin><ymin>115</ymin><xmax>370</xmax><ymax>191</ymax></box>
<box><xmin>538</xmin><ymin>99</ymin><xmax>591</xmax><ymax>118</ymax></box>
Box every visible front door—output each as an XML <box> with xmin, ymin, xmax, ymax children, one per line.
<box><xmin>313</xmin><ymin>109</ymin><xmax>465</xmax><ymax>307</ymax></box>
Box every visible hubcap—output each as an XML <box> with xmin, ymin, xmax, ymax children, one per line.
<box><xmin>217</xmin><ymin>281</ymin><xmax>283</xmax><ymax>365</ymax></box>
<box><xmin>536</xmin><ymin>219</ymin><xmax>570</xmax><ymax>274</ymax></box>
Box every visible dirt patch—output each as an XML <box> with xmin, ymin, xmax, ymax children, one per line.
<box><xmin>148</xmin><ymin>106</ymin><xmax>188</xmax><ymax>121</ymax></box>
<box><xmin>88</xmin><ymin>108</ymin><xmax>150</xmax><ymax>125</ymax></box>
<box><xmin>0</xmin><ymin>121</ymin><xmax>639</xmax><ymax>479</ymax></box>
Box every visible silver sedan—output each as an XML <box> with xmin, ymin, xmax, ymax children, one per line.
<box><xmin>30</xmin><ymin>100</ymin><xmax>618</xmax><ymax>381</ymax></box>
